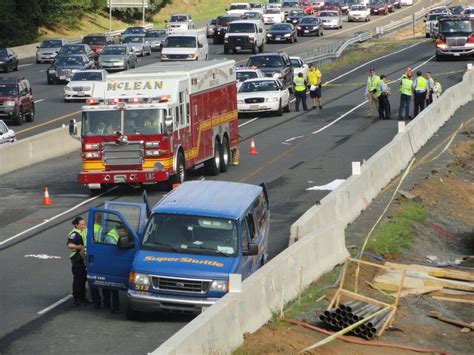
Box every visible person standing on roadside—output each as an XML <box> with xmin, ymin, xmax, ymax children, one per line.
<box><xmin>365</xmin><ymin>68</ymin><xmax>380</xmax><ymax>118</ymax></box>
<box><xmin>67</xmin><ymin>216</ymin><xmax>90</xmax><ymax>306</ymax></box>
<box><xmin>378</xmin><ymin>75</ymin><xmax>391</xmax><ymax>120</ymax></box>
<box><xmin>433</xmin><ymin>78</ymin><xmax>442</xmax><ymax>100</ymax></box>
<box><xmin>293</xmin><ymin>72</ymin><xmax>308</xmax><ymax>112</ymax></box>
<box><xmin>306</xmin><ymin>63</ymin><xmax>323</xmax><ymax>110</ymax></box>
<box><xmin>425</xmin><ymin>72</ymin><xmax>435</xmax><ymax>106</ymax></box>
<box><xmin>412</xmin><ymin>71</ymin><xmax>427</xmax><ymax>117</ymax></box>
<box><xmin>398</xmin><ymin>71</ymin><xmax>413</xmax><ymax>121</ymax></box>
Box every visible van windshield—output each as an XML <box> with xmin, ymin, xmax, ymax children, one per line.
<box><xmin>142</xmin><ymin>214</ymin><xmax>238</xmax><ymax>257</ymax></box>
<box><xmin>229</xmin><ymin>23</ymin><xmax>256</xmax><ymax>33</ymax></box>
<box><xmin>164</xmin><ymin>36</ymin><xmax>197</xmax><ymax>48</ymax></box>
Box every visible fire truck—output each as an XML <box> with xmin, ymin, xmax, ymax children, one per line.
<box><xmin>75</xmin><ymin>60</ymin><xmax>238</xmax><ymax>193</ymax></box>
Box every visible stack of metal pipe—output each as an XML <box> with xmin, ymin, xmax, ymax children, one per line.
<box><xmin>319</xmin><ymin>301</ymin><xmax>390</xmax><ymax>339</ymax></box>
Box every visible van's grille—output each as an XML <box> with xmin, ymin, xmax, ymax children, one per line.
<box><xmin>446</xmin><ymin>37</ymin><xmax>467</xmax><ymax>47</ymax></box>
<box><xmin>151</xmin><ymin>276</ymin><xmax>211</xmax><ymax>293</ymax></box>
<box><xmin>229</xmin><ymin>36</ymin><xmax>250</xmax><ymax>45</ymax></box>
<box><xmin>167</xmin><ymin>54</ymin><xmax>190</xmax><ymax>60</ymax></box>
<box><xmin>102</xmin><ymin>141</ymin><xmax>144</xmax><ymax>166</ymax></box>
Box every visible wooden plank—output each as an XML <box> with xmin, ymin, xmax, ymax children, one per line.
<box><xmin>428</xmin><ymin>311</ymin><xmax>474</xmax><ymax>329</ymax></box>
<box><xmin>339</xmin><ymin>289</ymin><xmax>393</xmax><ymax>308</ymax></box>
<box><xmin>395</xmin><ymin>286</ymin><xmax>442</xmax><ymax>297</ymax></box>
<box><xmin>432</xmin><ymin>295</ymin><xmax>474</xmax><ymax>304</ymax></box>
<box><xmin>425</xmin><ymin>280</ymin><xmax>474</xmax><ymax>292</ymax></box>
<box><xmin>350</xmin><ymin>258</ymin><xmax>387</xmax><ymax>269</ymax></box>
<box><xmin>385</xmin><ymin>262</ymin><xmax>474</xmax><ymax>279</ymax></box>
<box><xmin>394</xmin><ymin>270</ymin><xmax>406</xmax><ymax>307</ymax></box>
<box><xmin>429</xmin><ymin>270</ymin><xmax>474</xmax><ymax>282</ymax></box>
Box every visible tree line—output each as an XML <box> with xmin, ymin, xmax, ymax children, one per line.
<box><xmin>0</xmin><ymin>0</ymin><xmax>169</xmax><ymax>47</ymax></box>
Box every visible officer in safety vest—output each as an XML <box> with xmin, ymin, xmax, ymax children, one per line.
<box><xmin>365</xmin><ymin>68</ymin><xmax>380</xmax><ymax>118</ymax></box>
<box><xmin>398</xmin><ymin>72</ymin><xmax>413</xmax><ymax>121</ymax></box>
<box><xmin>67</xmin><ymin>216</ymin><xmax>90</xmax><ymax>306</ymax></box>
<box><xmin>293</xmin><ymin>72</ymin><xmax>308</xmax><ymax>112</ymax></box>
<box><xmin>102</xmin><ymin>224</ymin><xmax>130</xmax><ymax>313</ymax></box>
<box><xmin>412</xmin><ymin>71</ymin><xmax>427</xmax><ymax>117</ymax></box>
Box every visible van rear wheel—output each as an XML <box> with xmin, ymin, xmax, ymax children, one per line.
<box><xmin>204</xmin><ymin>139</ymin><xmax>221</xmax><ymax>176</ymax></box>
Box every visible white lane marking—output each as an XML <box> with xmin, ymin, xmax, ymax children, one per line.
<box><xmin>34</xmin><ymin>99</ymin><xmax>45</xmax><ymax>104</ymax></box>
<box><xmin>25</xmin><ymin>254</ymin><xmax>61</xmax><ymax>259</ymax></box>
<box><xmin>19</xmin><ymin>63</ymin><xmax>34</xmax><ymax>68</ymax></box>
<box><xmin>312</xmin><ymin>101</ymin><xmax>367</xmax><ymax>135</ymax></box>
<box><xmin>306</xmin><ymin>179</ymin><xmax>346</xmax><ymax>191</ymax></box>
<box><xmin>39</xmin><ymin>69</ymin><xmax>47</xmax><ymax>72</ymax></box>
<box><xmin>238</xmin><ymin>116</ymin><xmax>260</xmax><ymax>127</ymax></box>
<box><xmin>38</xmin><ymin>295</ymin><xmax>72</xmax><ymax>315</ymax></box>
<box><xmin>283</xmin><ymin>135</ymin><xmax>305</xmax><ymax>143</ymax></box>
<box><xmin>0</xmin><ymin>187</ymin><xmax>118</xmax><ymax>247</ymax></box>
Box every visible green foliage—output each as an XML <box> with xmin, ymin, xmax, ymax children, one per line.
<box><xmin>366</xmin><ymin>201</ymin><xmax>427</xmax><ymax>255</ymax></box>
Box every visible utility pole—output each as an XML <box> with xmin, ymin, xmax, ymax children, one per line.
<box><xmin>142</xmin><ymin>0</ymin><xmax>145</xmax><ymax>26</ymax></box>
<box><xmin>109</xmin><ymin>2</ymin><xmax>112</xmax><ymax>32</ymax></box>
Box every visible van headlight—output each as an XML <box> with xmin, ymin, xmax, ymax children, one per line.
<box><xmin>188</xmin><ymin>53</ymin><xmax>197</xmax><ymax>59</ymax></box>
<box><xmin>134</xmin><ymin>273</ymin><xmax>150</xmax><ymax>285</ymax></box>
<box><xmin>210</xmin><ymin>280</ymin><xmax>228</xmax><ymax>292</ymax></box>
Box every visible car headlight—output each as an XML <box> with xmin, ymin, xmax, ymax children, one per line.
<box><xmin>249</xmin><ymin>37</ymin><xmax>255</xmax><ymax>43</ymax></box>
<box><xmin>237</xmin><ymin>99</ymin><xmax>244</xmax><ymax>104</ymax></box>
<box><xmin>64</xmin><ymin>86</ymin><xmax>72</xmax><ymax>92</ymax></box>
<box><xmin>284</xmin><ymin>33</ymin><xmax>291</xmax><ymax>37</ymax></box>
<box><xmin>313</xmin><ymin>26</ymin><xmax>318</xmax><ymax>29</ymax></box>
<box><xmin>48</xmin><ymin>69</ymin><xmax>56</xmax><ymax>73</ymax></box>
<box><xmin>134</xmin><ymin>273</ymin><xmax>151</xmax><ymax>285</ymax></box>
<box><xmin>4</xmin><ymin>100</ymin><xmax>15</xmax><ymax>106</ymax></box>
<box><xmin>266</xmin><ymin>97</ymin><xmax>279</xmax><ymax>102</ymax></box>
<box><xmin>209</xmin><ymin>280</ymin><xmax>228</xmax><ymax>292</ymax></box>
<box><xmin>296</xmin><ymin>26</ymin><xmax>301</xmax><ymax>29</ymax></box>
<box><xmin>161</xmin><ymin>54</ymin><xmax>168</xmax><ymax>59</ymax></box>
<box><xmin>266</xmin><ymin>33</ymin><xmax>272</xmax><ymax>37</ymax></box>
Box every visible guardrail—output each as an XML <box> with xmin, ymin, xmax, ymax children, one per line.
<box><xmin>300</xmin><ymin>31</ymin><xmax>372</xmax><ymax>65</ymax></box>
<box><xmin>155</xmin><ymin>65</ymin><xmax>474</xmax><ymax>354</ymax></box>
<box><xmin>374</xmin><ymin>0</ymin><xmax>451</xmax><ymax>37</ymax></box>
<box><xmin>12</xmin><ymin>23</ymin><xmax>154</xmax><ymax>60</ymax></box>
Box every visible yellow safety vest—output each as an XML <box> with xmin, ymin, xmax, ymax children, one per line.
<box><xmin>367</xmin><ymin>75</ymin><xmax>380</xmax><ymax>93</ymax></box>
<box><xmin>69</xmin><ymin>227</ymin><xmax>86</xmax><ymax>258</ymax></box>
<box><xmin>93</xmin><ymin>224</ymin><xmax>101</xmax><ymax>242</ymax></box>
<box><xmin>293</xmin><ymin>77</ymin><xmax>306</xmax><ymax>92</ymax></box>
<box><xmin>415</xmin><ymin>76</ymin><xmax>427</xmax><ymax>91</ymax></box>
<box><xmin>307</xmin><ymin>69</ymin><xmax>321</xmax><ymax>85</ymax></box>
<box><xmin>105</xmin><ymin>229</ymin><xmax>120</xmax><ymax>244</ymax></box>
<box><xmin>435</xmin><ymin>82</ymin><xmax>442</xmax><ymax>96</ymax></box>
<box><xmin>400</xmin><ymin>77</ymin><xmax>413</xmax><ymax>96</ymax></box>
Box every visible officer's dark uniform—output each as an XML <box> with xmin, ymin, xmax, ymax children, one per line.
<box><xmin>67</xmin><ymin>227</ymin><xmax>87</xmax><ymax>304</ymax></box>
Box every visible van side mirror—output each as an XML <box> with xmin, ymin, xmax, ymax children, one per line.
<box><xmin>259</xmin><ymin>28</ymin><xmax>263</xmax><ymax>33</ymax></box>
<box><xmin>198</xmin><ymin>42</ymin><xmax>203</xmax><ymax>48</ymax></box>
<box><xmin>69</xmin><ymin>119</ymin><xmax>77</xmax><ymax>136</ymax></box>
<box><xmin>243</xmin><ymin>243</ymin><xmax>258</xmax><ymax>256</ymax></box>
<box><xmin>118</xmin><ymin>236</ymin><xmax>135</xmax><ymax>249</ymax></box>
<box><xmin>164</xmin><ymin>115</ymin><xmax>173</xmax><ymax>134</ymax></box>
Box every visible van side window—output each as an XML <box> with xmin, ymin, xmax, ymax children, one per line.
<box><xmin>253</xmin><ymin>193</ymin><xmax>268</xmax><ymax>236</ymax></box>
<box><xmin>92</xmin><ymin>211</ymin><xmax>132</xmax><ymax>246</ymax></box>
<box><xmin>246</xmin><ymin>212</ymin><xmax>256</xmax><ymax>241</ymax></box>
<box><xmin>241</xmin><ymin>220</ymin><xmax>249</xmax><ymax>251</ymax></box>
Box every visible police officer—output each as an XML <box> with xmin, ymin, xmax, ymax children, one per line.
<box><xmin>366</xmin><ymin>68</ymin><xmax>380</xmax><ymax>118</ymax></box>
<box><xmin>377</xmin><ymin>75</ymin><xmax>391</xmax><ymax>120</ymax></box>
<box><xmin>425</xmin><ymin>71</ymin><xmax>435</xmax><ymax>106</ymax></box>
<box><xmin>398</xmin><ymin>71</ymin><xmax>413</xmax><ymax>121</ymax></box>
<box><xmin>412</xmin><ymin>71</ymin><xmax>427</xmax><ymax>117</ymax></box>
<box><xmin>293</xmin><ymin>72</ymin><xmax>308</xmax><ymax>112</ymax></box>
<box><xmin>67</xmin><ymin>216</ymin><xmax>89</xmax><ymax>306</ymax></box>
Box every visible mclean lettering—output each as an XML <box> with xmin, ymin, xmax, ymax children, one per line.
<box><xmin>107</xmin><ymin>81</ymin><xmax>164</xmax><ymax>91</ymax></box>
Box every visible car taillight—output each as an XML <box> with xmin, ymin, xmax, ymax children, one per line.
<box><xmin>467</xmin><ymin>34</ymin><xmax>474</xmax><ymax>44</ymax></box>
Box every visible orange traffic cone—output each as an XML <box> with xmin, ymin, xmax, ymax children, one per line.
<box><xmin>172</xmin><ymin>183</ymin><xmax>181</xmax><ymax>189</ymax></box>
<box><xmin>248</xmin><ymin>138</ymin><xmax>258</xmax><ymax>155</ymax></box>
<box><xmin>43</xmin><ymin>187</ymin><xmax>51</xmax><ymax>206</ymax></box>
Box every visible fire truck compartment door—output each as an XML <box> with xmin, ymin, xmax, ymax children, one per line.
<box><xmin>86</xmin><ymin>206</ymin><xmax>144</xmax><ymax>290</ymax></box>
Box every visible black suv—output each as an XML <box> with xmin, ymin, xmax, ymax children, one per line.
<box><xmin>0</xmin><ymin>77</ymin><xmax>35</xmax><ymax>125</ymax></box>
<box><xmin>246</xmin><ymin>52</ymin><xmax>294</xmax><ymax>91</ymax></box>
<box><xmin>213</xmin><ymin>15</ymin><xmax>242</xmax><ymax>44</ymax></box>
<box><xmin>435</xmin><ymin>16</ymin><xmax>474</xmax><ymax>61</ymax></box>
<box><xmin>0</xmin><ymin>48</ymin><xmax>19</xmax><ymax>73</ymax></box>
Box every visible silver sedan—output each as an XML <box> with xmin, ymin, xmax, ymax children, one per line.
<box><xmin>122</xmin><ymin>36</ymin><xmax>152</xmax><ymax>57</ymax></box>
<box><xmin>318</xmin><ymin>11</ymin><xmax>343</xmax><ymax>29</ymax></box>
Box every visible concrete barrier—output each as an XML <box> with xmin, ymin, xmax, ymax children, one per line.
<box><xmin>155</xmin><ymin>224</ymin><xmax>349</xmax><ymax>354</ymax></box>
<box><xmin>0</xmin><ymin>126</ymin><xmax>80</xmax><ymax>176</ymax></box>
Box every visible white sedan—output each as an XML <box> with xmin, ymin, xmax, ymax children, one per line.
<box><xmin>263</xmin><ymin>8</ymin><xmax>285</xmax><ymax>24</ymax></box>
<box><xmin>400</xmin><ymin>0</ymin><xmax>413</xmax><ymax>6</ymax></box>
<box><xmin>64</xmin><ymin>70</ymin><xmax>107</xmax><ymax>102</ymax></box>
<box><xmin>289</xmin><ymin>56</ymin><xmax>308</xmax><ymax>78</ymax></box>
<box><xmin>236</xmin><ymin>67</ymin><xmax>266</xmax><ymax>90</ymax></box>
<box><xmin>237</xmin><ymin>78</ymin><xmax>290</xmax><ymax>116</ymax></box>
<box><xmin>348</xmin><ymin>5</ymin><xmax>371</xmax><ymax>22</ymax></box>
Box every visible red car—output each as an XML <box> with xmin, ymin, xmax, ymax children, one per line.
<box><xmin>318</xmin><ymin>4</ymin><xmax>342</xmax><ymax>14</ymax></box>
<box><xmin>81</xmin><ymin>34</ymin><xmax>114</xmax><ymax>54</ymax></box>
<box><xmin>300</xmin><ymin>0</ymin><xmax>315</xmax><ymax>14</ymax></box>
<box><xmin>369</xmin><ymin>1</ymin><xmax>389</xmax><ymax>15</ymax></box>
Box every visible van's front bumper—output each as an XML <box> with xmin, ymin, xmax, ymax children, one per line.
<box><xmin>128</xmin><ymin>290</ymin><xmax>219</xmax><ymax>314</ymax></box>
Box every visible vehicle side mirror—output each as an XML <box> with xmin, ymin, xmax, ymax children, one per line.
<box><xmin>198</xmin><ymin>42</ymin><xmax>203</xmax><ymax>48</ymax></box>
<box><xmin>118</xmin><ymin>235</ymin><xmax>135</xmax><ymax>249</ymax></box>
<box><xmin>165</xmin><ymin>115</ymin><xmax>173</xmax><ymax>133</ymax></box>
<box><xmin>225</xmin><ymin>8</ymin><xmax>228</xmax><ymax>11</ymax></box>
<box><xmin>165</xmin><ymin>20</ymin><xmax>168</xmax><ymax>23</ymax></box>
<box><xmin>423</xmin><ymin>18</ymin><xmax>426</xmax><ymax>22</ymax></box>
<box><xmin>69</xmin><ymin>119</ymin><xmax>77</xmax><ymax>136</ymax></box>
<box><xmin>36</xmin><ymin>46</ymin><xmax>39</xmax><ymax>49</ymax></box>
<box><xmin>259</xmin><ymin>28</ymin><xmax>263</xmax><ymax>33</ymax></box>
<box><xmin>243</xmin><ymin>243</ymin><xmax>258</xmax><ymax>256</ymax></box>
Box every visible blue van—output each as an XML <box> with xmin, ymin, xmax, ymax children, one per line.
<box><xmin>86</xmin><ymin>180</ymin><xmax>269</xmax><ymax>319</ymax></box>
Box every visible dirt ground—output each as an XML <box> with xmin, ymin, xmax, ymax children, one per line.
<box><xmin>235</xmin><ymin>111</ymin><xmax>474</xmax><ymax>354</ymax></box>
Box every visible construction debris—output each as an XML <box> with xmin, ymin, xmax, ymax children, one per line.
<box><xmin>427</xmin><ymin>311</ymin><xmax>474</xmax><ymax>330</ymax></box>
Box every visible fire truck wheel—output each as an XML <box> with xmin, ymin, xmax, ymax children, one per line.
<box><xmin>170</xmin><ymin>152</ymin><xmax>186</xmax><ymax>186</ymax></box>
<box><xmin>219</xmin><ymin>136</ymin><xmax>230</xmax><ymax>173</ymax></box>
<box><xmin>205</xmin><ymin>139</ymin><xmax>221</xmax><ymax>176</ymax></box>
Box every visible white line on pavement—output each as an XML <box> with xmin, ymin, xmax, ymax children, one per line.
<box><xmin>238</xmin><ymin>116</ymin><xmax>260</xmax><ymax>127</ymax></box>
<box><xmin>312</xmin><ymin>101</ymin><xmax>367</xmax><ymax>134</ymax></box>
<box><xmin>39</xmin><ymin>69</ymin><xmax>47</xmax><ymax>72</ymax></box>
<box><xmin>19</xmin><ymin>63</ymin><xmax>34</xmax><ymax>68</ymax></box>
<box><xmin>0</xmin><ymin>187</ymin><xmax>117</xmax><ymax>247</ymax></box>
<box><xmin>38</xmin><ymin>295</ymin><xmax>72</xmax><ymax>315</ymax></box>
<box><xmin>34</xmin><ymin>99</ymin><xmax>45</xmax><ymax>104</ymax></box>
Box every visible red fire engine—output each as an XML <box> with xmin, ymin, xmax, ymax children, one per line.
<box><xmin>76</xmin><ymin>60</ymin><xmax>238</xmax><ymax>193</ymax></box>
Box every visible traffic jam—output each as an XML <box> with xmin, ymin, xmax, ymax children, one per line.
<box><xmin>1</xmin><ymin>0</ymin><xmax>474</xmax><ymax>321</ymax></box>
